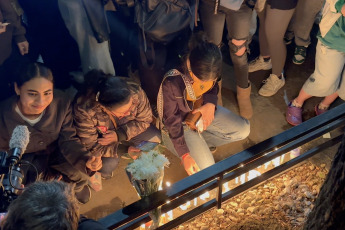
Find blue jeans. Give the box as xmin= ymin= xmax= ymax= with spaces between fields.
xmin=163 ymin=106 xmax=250 ymax=170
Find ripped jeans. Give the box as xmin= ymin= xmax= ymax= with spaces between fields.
xmin=200 ymin=0 xmax=253 ymax=88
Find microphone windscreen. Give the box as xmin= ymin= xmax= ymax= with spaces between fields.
xmin=9 ymin=125 xmax=30 ymax=153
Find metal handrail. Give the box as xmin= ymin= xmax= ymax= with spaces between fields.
xmin=99 ymin=103 xmax=345 ymax=229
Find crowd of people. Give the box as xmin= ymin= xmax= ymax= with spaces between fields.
xmin=0 ymin=0 xmax=344 ymax=228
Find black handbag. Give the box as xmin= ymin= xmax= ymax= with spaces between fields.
xmin=135 ymin=0 xmax=192 ymax=44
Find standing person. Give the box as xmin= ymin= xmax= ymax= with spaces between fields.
xmin=0 ymin=0 xmax=29 ymax=100
xmin=158 ymin=35 xmax=250 ymax=175
xmin=18 ymin=0 xmax=81 ymax=90
xmin=286 ymin=0 xmax=345 ymax=126
xmin=0 ymin=0 xmax=28 ymax=65
xmin=0 ymin=62 xmax=101 ymax=204
xmin=290 ymin=0 xmax=325 ymax=65
xmin=249 ymin=0 xmax=298 ymax=97
xmin=73 ymin=70 xmax=161 ymax=179
xmin=58 ymin=0 xmax=115 ymax=76
xmin=199 ymin=0 xmax=255 ymax=119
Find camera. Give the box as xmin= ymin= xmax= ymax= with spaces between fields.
xmin=0 ymin=150 xmax=24 ymax=212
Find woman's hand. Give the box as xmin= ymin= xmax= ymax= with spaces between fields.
xmin=17 ymin=41 xmax=29 ymax=55
xmin=86 ymin=155 xmax=102 ymax=171
xmin=342 ymin=4 xmax=345 ymax=16
xmin=98 ymin=130 xmax=118 ymax=146
xmin=0 ymin=22 xmax=8 ymax=34
xmin=128 ymin=146 xmax=141 ymax=160
xmin=181 ymin=153 xmax=200 ymax=175
xmin=192 ymin=103 xmax=215 ymax=131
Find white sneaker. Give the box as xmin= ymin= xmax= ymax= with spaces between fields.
xmin=258 ymin=74 xmax=285 ymax=97
xmin=248 ymin=56 xmax=272 ymax=73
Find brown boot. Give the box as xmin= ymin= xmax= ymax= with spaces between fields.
xmin=237 ymin=84 xmax=253 ymax=119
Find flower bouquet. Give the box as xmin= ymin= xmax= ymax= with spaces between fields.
xmin=126 ymin=150 xmax=170 ymax=229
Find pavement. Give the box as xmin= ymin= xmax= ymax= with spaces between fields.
xmin=79 ymin=27 xmax=344 ymax=220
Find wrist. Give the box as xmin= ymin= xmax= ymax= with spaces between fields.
xmin=181 ymin=153 xmax=190 ymax=161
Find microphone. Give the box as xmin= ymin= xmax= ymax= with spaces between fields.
xmin=8 ymin=126 xmax=30 ymax=166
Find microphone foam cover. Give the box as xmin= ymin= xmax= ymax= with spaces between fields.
xmin=9 ymin=125 xmax=30 ymax=153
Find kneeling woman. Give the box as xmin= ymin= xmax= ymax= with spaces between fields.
xmin=0 ymin=62 xmax=100 ymax=204
xmin=73 ymin=70 xmax=161 ymax=179
xmin=158 ymin=36 xmax=250 ymax=175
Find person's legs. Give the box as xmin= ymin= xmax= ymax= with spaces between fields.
xmin=226 ymin=3 xmax=253 ymax=89
xmin=58 ymin=0 xmax=115 ymax=75
xmin=128 ymin=124 xmax=162 ymax=146
xmin=225 ymin=4 xmax=254 ymax=118
xmin=162 ymin=127 xmax=215 ymax=170
xmin=256 ymin=1 xmax=270 ymax=57
xmin=259 ymin=4 xmax=294 ymax=97
xmin=249 ymin=1 xmax=273 ymax=73
xmin=302 ymin=41 xmax=345 ymax=97
xmin=98 ymin=157 xmax=119 ymax=179
xmin=199 ymin=0 xmax=226 ymax=46
xmin=202 ymin=106 xmax=250 ymax=147
xmin=287 ymin=41 xmax=345 ymax=125
xmin=292 ymin=0 xmax=325 ymax=64
xmin=294 ymin=0 xmax=325 ymax=47
xmin=265 ymin=5 xmax=295 ymax=76
xmin=50 ymin=159 xmax=90 ymax=203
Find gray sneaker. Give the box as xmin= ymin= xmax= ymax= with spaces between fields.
xmin=248 ymin=56 xmax=272 ymax=73
xmin=259 ymin=74 xmax=285 ymax=97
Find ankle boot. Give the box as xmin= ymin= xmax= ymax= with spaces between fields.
xmin=237 ymin=84 xmax=253 ymax=119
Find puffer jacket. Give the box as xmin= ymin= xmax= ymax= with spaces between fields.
xmin=73 ymin=80 xmax=153 ymax=157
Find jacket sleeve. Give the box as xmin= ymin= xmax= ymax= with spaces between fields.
xmin=202 ymin=81 xmax=219 ymax=106
xmin=10 ymin=0 xmax=26 ymax=43
xmin=162 ymin=79 xmax=190 ymax=157
xmin=73 ymin=102 xmax=117 ymax=157
xmin=58 ymin=102 xmax=91 ymax=173
xmin=117 ymin=89 xmax=153 ymax=141
xmin=335 ymin=0 xmax=345 ymax=12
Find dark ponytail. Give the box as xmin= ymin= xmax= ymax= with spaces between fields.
xmin=184 ymin=32 xmax=222 ymax=81
xmin=80 ymin=69 xmax=131 ymax=109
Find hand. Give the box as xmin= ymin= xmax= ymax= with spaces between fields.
xmin=342 ymin=4 xmax=345 ymax=16
xmin=0 ymin=23 xmax=8 ymax=34
xmin=98 ymin=130 xmax=118 ymax=146
xmin=86 ymin=155 xmax=102 ymax=171
xmin=17 ymin=41 xmax=29 ymax=55
xmin=192 ymin=103 xmax=215 ymax=131
xmin=181 ymin=153 xmax=200 ymax=175
xmin=128 ymin=146 xmax=141 ymax=160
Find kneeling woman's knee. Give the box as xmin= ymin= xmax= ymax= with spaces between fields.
xmin=237 ymin=119 xmax=250 ymax=140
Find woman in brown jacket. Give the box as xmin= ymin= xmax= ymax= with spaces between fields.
xmin=73 ymin=70 xmax=161 ymax=179
xmin=0 ymin=62 xmax=101 ymax=204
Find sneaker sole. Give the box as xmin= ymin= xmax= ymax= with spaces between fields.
xmin=248 ymin=67 xmax=272 ymax=73
xmin=292 ymin=59 xmax=305 ymax=65
xmin=286 ymin=118 xmax=301 ymax=126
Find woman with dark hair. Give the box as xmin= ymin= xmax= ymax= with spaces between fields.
xmin=0 ymin=62 xmax=100 ymax=204
xmin=73 ymin=70 xmax=161 ymax=179
xmin=158 ymin=35 xmax=250 ymax=175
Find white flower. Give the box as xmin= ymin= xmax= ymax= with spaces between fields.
xmin=126 ymin=150 xmax=170 ymax=180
